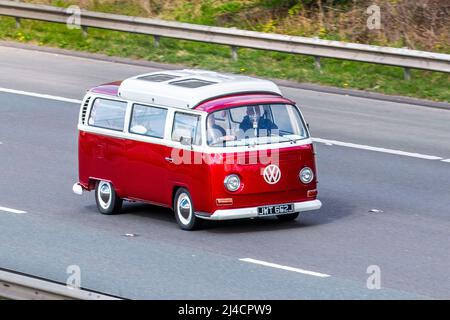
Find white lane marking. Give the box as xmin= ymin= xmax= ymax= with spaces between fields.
xmin=0 ymin=87 xmax=82 ymax=104
xmin=1 ymin=87 xmax=448 ymax=163
xmin=0 ymin=206 xmax=27 ymax=214
xmin=240 ymin=258 xmax=330 ymax=278
xmin=313 ymin=138 xmax=444 ymax=161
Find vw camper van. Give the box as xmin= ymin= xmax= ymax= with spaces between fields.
xmin=73 ymin=70 xmax=321 ymax=230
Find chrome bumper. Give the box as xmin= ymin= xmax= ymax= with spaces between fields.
xmin=196 ymin=199 xmax=322 ymax=221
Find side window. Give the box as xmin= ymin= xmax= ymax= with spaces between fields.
xmin=129 ymin=104 xmax=168 ymax=139
xmin=172 ymin=113 xmax=202 ymax=146
xmin=88 ymin=98 xmax=127 ymax=131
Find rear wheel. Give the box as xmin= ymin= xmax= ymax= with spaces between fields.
xmin=276 ymin=212 xmax=299 ymax=221
xmin=174 ymin=188 xmax=202 ymax=231
xmin=95 ymin=180 xmax=122 ymax=215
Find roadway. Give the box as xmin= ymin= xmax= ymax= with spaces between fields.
xmin=0 ymin=45 xmax=449 ymax=299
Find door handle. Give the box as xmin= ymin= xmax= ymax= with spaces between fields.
xmin=165 ymin=157 xmax=174 ymax=163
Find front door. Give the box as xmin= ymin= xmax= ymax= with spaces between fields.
xmin=165 ymin=112 xmax=206 ymax=209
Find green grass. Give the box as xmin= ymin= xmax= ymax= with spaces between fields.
xmin=1 ymin=16 xmax=448 ymax=102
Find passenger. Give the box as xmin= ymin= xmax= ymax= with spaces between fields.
xmin=207 ymin=115 xmax=236 ymax=145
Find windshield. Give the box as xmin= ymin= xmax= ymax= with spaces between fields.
xmin=207 ymin=104 xmax=309 ymax=147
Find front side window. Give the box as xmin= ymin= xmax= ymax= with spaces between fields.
xmin=172 ymin=113 xmax=201 ymax=146
xmin=207 ymin=104 xmax=308 ymax=147
xmin=88 ymin=98 xmax=127 ymax=131
xmin=129 ymin=104 xmax=167 ymax=139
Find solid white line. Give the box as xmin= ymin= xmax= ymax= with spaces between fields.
xmin=0 ymin=87 xmax=82 ymax=104
xmin=1 ymin=87 xmax=448 ymax=163
xmin=240 ymin=258 xmax=330 ymax=278
xmin=312 ymin=138 xmax=443 ymax=161
xmin=0 ymin=206 xmax=27 ymax=214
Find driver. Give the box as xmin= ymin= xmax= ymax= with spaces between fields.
xmin=239 ymin=106 xmax=277 ymax=133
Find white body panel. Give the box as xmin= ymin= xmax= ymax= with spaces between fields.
xmin=118 ymin=69 xmax=282 ymax=109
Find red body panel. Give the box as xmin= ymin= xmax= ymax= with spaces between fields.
xmin=201 ymin=144 xmax=317 ymax=213
xmin=166 ymin=148 xmax=213 ymax=212
xmin=78 ymin=131 xmax=126 ymax=195
xmin=79 ymin=133 xmax=213 ymax=212
xmin=122 ymin=139 xmax=171 ymax=206
xmin=194 ymin=94 xmax=294 ymax=113
xmin=89 ymin=81 xmax=122 ymax=96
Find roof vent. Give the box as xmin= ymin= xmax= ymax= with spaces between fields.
xmin=138 ymin=74 xmax=180 ymax=82
xmin=169 ymin=78 xmax=217 ymax=88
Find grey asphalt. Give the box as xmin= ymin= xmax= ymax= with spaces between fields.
xmin=0 ymin=46 xmax=449 ymax=299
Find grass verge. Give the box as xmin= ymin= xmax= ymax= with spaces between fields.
xmin=0 ymin=16 xmax=448 ymax=102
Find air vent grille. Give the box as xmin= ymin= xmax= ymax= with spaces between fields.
xmin=80 ymin=97 xmax=91 ymax=125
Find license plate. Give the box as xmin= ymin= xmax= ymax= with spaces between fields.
xmin=258 ymin=204 xmax=294 ymax=216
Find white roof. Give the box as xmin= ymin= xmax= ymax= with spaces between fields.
xmin=117 ymin=69 xmax=282 ymax=109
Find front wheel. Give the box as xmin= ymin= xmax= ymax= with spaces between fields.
xmin=95 ymin=180 xmax=122 ymax=215
xmin=276 ymin=212 xmax=299 ymax=221
xmin=174 ymin=188 xmax=202 ymax=231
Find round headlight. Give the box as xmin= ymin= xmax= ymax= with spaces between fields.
xmin=224 ymin=174 xmax=241 ymax=192
xmin=299 ymin=167 xmax=314 ymax=184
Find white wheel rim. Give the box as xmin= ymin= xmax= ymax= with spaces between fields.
xmin=177 ymin=193 xmax=192 ymax=226
xmin=98 ymin=181 xmax=112 ymax=210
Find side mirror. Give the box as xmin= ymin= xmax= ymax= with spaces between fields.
xmin=180 ymin=136 xmax=193 ymax=146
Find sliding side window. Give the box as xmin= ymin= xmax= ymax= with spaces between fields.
xmin=88 ymin=98 xmax=127 ymax=131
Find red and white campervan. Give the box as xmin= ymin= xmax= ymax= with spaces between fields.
xmin=73 ymin=70 xmax=321 ymax=230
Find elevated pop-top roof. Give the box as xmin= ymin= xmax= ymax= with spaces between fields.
xmin=117 ymin=69 xmax=282 ymax=109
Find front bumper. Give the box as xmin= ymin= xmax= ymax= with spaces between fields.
xmin=196 ymin=199 xmax=322 ymax=221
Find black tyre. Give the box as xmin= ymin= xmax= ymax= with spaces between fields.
xmin=173 ymin=188 xmax=202 ymax=231
xmin=276 ymin=212 xmax=300 ymax=221
xmin=95 ymin=180 xmax=123 ymax=215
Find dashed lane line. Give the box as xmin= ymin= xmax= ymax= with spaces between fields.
xmin=313 ymin=138 xmax=445 ymax=161
xmin=240 ymin=258 xmax=331 ymax=278
xmin=0 ymin=87 xmax=82 ymax=104
xmin=0 ymin=206 xmax=27 ymax=214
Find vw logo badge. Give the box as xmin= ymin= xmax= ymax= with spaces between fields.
xmin=263 ymin=164 xmax=281 ymax=184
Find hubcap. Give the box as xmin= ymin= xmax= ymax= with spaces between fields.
xmin=177 ymin=193 xmax=192 ymax=225
xmin=98 ymin=181 xmax=112 ymax=209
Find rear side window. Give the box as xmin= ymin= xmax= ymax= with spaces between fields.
xmin=172 ymin=113 xmax=201 ymax=145
xmin=129 ymin=104 xmax=168 ymax=139
xmin=88 ymin=98 xmax=127 ymax=131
